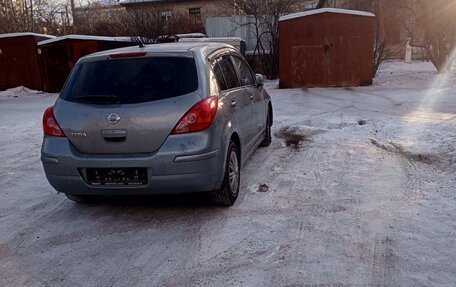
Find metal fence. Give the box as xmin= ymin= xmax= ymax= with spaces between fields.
xmin=205 ymin=15 xmax=264 ymax=53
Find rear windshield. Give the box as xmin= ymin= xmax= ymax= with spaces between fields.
xmin=60 ymin=56 xmax=198 ymax=104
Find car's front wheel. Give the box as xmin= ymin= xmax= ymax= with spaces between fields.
xmin=210 ymin=141 xmax=240 ymax=206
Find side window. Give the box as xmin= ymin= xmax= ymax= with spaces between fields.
xmin=232 ymin=56 xmax=255 ymax=86
xmin=218 ymin=55 xmax=240 ymax=90
xmin=212 ymin=60 xmax=227 ymax=91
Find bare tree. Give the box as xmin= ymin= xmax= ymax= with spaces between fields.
xmin=337 ymin=0 xmax=456 ymax=73
xmin=117 ymin=3 xmax=195 ymax=42
xmin=68 ymin=0 xmax=204 ymax=41
xmin=34 ymin=0 xmax=69 ymax=35
xmin=0 ymin=0 xmax=69 ymax=34
xmin=73 ymin=0 xmax=123 ymax=36
xmin=228 ymin=0 xmax=298 ymax=79
xmin=0 ymin=1 xmax=29 ymax=33
xmin=397 ymin=0 xmax=456 ymax=73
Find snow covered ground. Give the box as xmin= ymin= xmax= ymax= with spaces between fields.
xmin=0 ymin=61 xmax=455 ymax=286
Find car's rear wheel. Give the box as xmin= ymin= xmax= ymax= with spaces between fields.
xmin=210 ymin=141 xmax=240 ymax=206
xmin=260 ymin=110 xmax=272 ymax=147
xmin=65 ymin=194 xmax=100 ymax=203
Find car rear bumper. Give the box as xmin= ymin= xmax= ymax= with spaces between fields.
xmin=41 ymin=134 xmax=225 ymax=195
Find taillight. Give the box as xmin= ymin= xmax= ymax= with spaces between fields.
xmin=43 ymin=106 xmax=65 ymax=137
xmin=171 ymin=97 xmax=218 ymax=134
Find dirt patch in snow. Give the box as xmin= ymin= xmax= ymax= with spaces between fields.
xmin=258 ymin=184 xmax=269 ymax=193
xmin=275 ymin=127 xmax=310 ymax=148
xmin=370 ymin=139 xmax=440 ymax=165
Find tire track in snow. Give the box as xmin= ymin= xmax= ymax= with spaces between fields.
xmin=371 ymin=234 xmax=396 ymax=286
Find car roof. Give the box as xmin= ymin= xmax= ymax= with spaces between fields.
xmin=81 ymin=42 xmax=236 ymax=61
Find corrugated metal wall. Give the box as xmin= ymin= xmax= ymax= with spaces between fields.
xmin=0 ymin=35 xmax=48 ymax=91
xmin=205 ymin=16 xmax=265 ymax=53
xmin=279 ymin=12 xmax=376 ymax=88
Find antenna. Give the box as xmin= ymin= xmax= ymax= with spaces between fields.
xmin=132 ymin=36 xmax=145 ymax=48
xmin=138 ymin=37 xmax=145 ymax=48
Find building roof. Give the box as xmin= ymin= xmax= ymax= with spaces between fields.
xmin=37 ymin=35 xmax=135 ymax=46
xmin=0 ymin=32 xmax=55 ymax=40
xmin=279 ymin=8 xmax=375 ymax=22
xmin=75 ymin=0 xmax=120 ymax=9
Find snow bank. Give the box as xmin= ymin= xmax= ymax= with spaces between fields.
xmin=0 ymin=86 xmax=43 ymax=100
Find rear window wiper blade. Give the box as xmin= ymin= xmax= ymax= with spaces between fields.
xmin=73 ymin=95 xmax=121 ymax=104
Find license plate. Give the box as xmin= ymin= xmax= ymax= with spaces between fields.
xmin=85 ymin=168 xmax=148 ymax=186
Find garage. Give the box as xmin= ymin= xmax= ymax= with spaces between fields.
xmin=279 ymin=8 xmax=376 ymax=88
xmin=0 ymin=33 xmax=54 ymax=91
xmin=38 ymin=35 xmax=137 ymax=92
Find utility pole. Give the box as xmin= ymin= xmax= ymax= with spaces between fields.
xmin=65 ymin=5 xmax=71 ymax=33
xmin=69 ymin=0 xmax=76 ymax=33
xmin=30 ymin=0 xmax=33 ymax=31
xmin=60 ymin=10 xmax=66 ymax=34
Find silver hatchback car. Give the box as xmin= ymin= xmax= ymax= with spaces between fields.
xmin=41 ymin=42 xmax=272 ymax=206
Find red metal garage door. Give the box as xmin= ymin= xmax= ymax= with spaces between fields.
xmin=4 ymin=44 xmax=32 ymax=88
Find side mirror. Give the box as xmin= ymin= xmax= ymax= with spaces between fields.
xmin=255 ymin=74 xmax=264 ymax=86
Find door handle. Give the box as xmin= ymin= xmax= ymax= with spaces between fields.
xmin=250 ymin=95 xmax=254 ymax=100
xmin=231 ymin=101 xmax=236 ymax=107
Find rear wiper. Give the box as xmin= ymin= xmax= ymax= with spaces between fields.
xmin=74 ymin=95 xmax=121 ymax=104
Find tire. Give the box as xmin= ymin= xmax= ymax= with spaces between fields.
xmin=65 ymin=194 xmax=100 ymax=203
xmin=260 ymin=110 xmax=272 ymax=147
xmin=210 ymin=141 xmax=240 ymax=206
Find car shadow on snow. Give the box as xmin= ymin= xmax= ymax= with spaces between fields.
xmin=55 ymin=193 xmax=226 ymax=230
xmin=83 ymin=193 xmax=216 ymax=208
